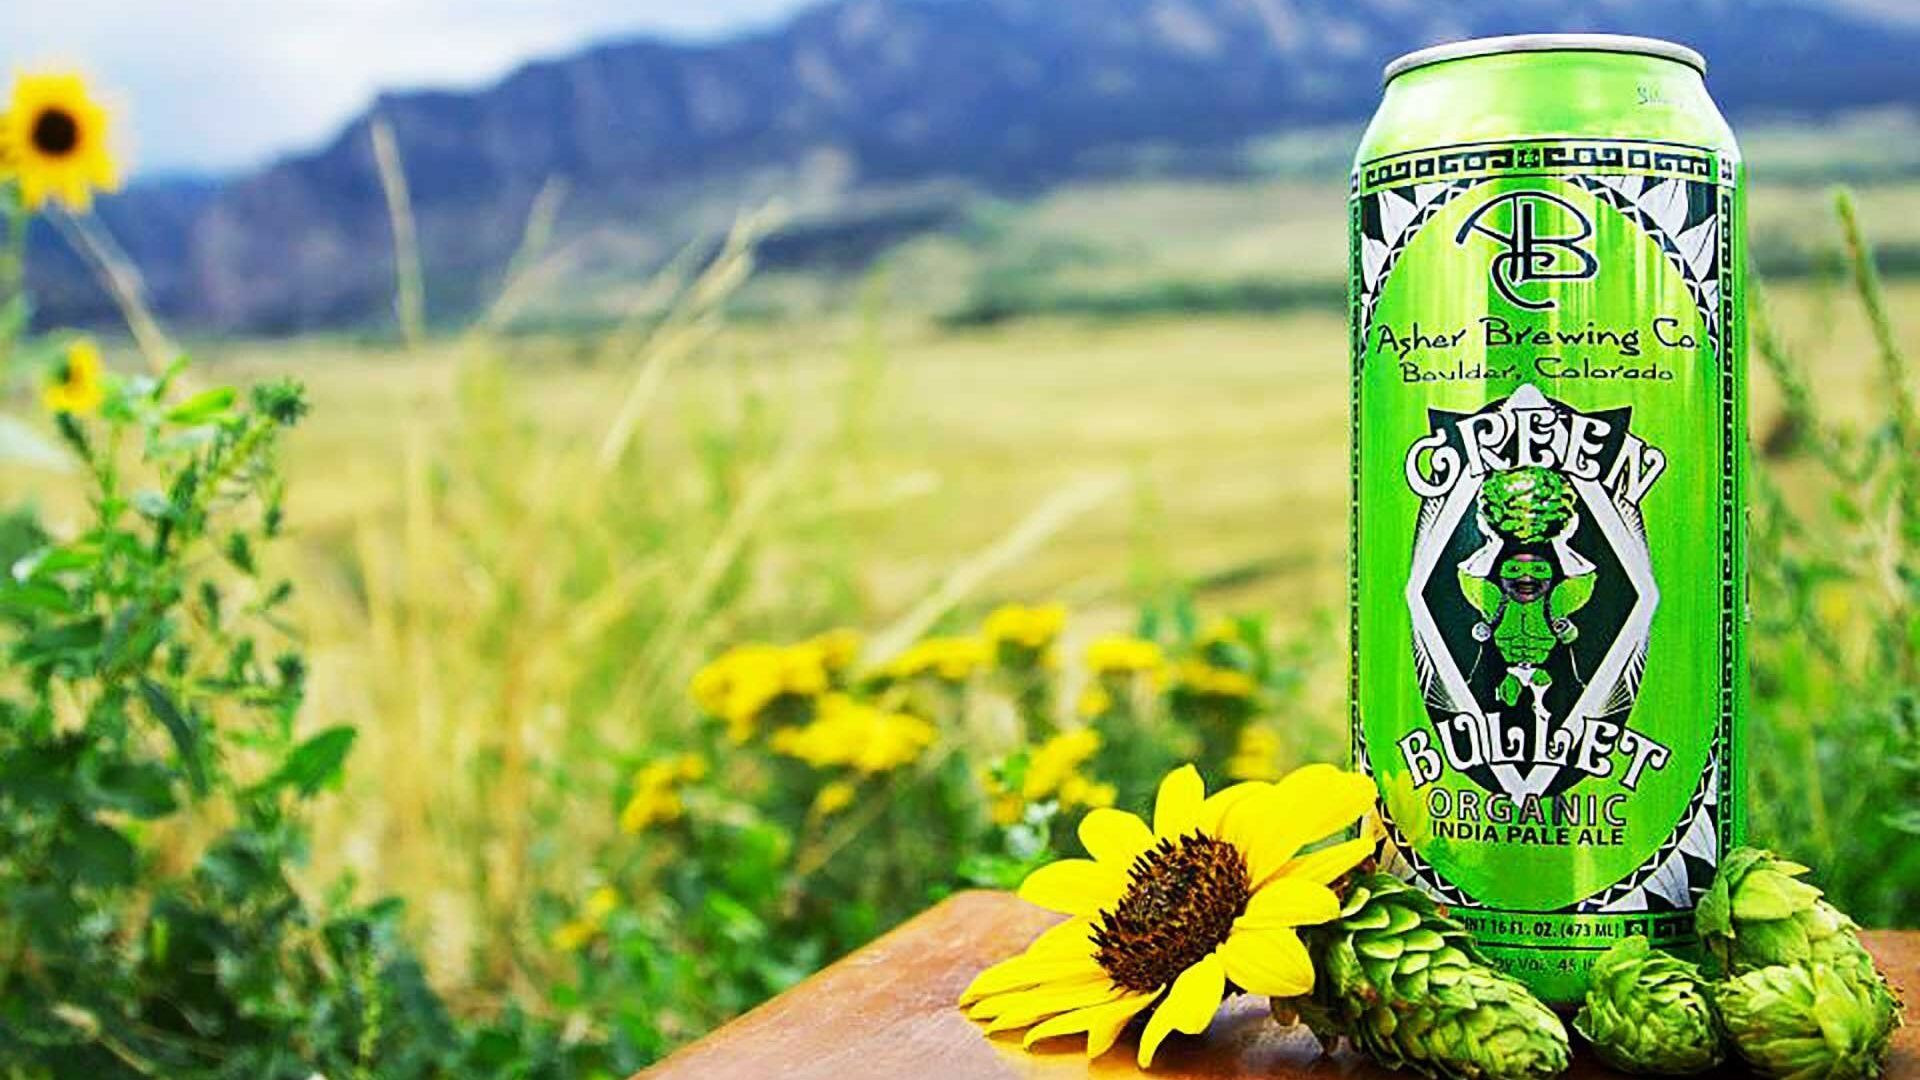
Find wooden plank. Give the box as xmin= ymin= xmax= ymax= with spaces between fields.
xmin=644 ymin=890 xmax=1919 ymax=1079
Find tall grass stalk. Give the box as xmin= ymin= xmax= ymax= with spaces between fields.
xmin=371 ymin=117 xmax=427 ymax=347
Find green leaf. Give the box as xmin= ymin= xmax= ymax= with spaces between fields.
xmin=264 ymin=726 xmax=358 ymax=797
xmin=140 ymin=678 xmax=208 ymax=795
xmin=60 ymin=820 xmax=138 ymax=887
xmin=12 ymin=616 xmax=102 ymax=666
xmin=164 ymin=387 xmax=237 ymax=425
xmin=198 ymin=829 xmax=281 ymax=896
xmin=17 ymin=543 xmax=99 ymax=577
xmin=1733 ymin=872 xmax=1820 ymax=920
xmin=90 ymin=761 xmax=179 ymax=819
xmin=0 ymin=578 xmax=69 ymax=618
xmin=1742 ymin=917 xmax=1811 ymax=964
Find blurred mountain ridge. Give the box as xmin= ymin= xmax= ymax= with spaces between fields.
xmin=36 ymin=0 xmax=1920 ymax=331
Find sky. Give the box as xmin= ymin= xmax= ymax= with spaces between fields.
xmin=0 ymin=0 xmax=818 ymax=177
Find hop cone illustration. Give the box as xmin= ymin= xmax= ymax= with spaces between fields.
xmin=1572 ymin=936 xmax=1724 ymax=1075
xmin=1271 ymin=873 xmax=1569 ymax=1080
xmin=1696 ymin=846 xmax=1877 ymax=980
xmin=1716 ymin=962 xmax=1902 ymax=1080
xmin=1479 ymin=466 xmax=1577 ymax=543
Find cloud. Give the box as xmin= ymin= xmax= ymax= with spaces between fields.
xmin=0 ymin=0 xmax=815 ymax=176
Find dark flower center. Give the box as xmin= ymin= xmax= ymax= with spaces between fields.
xmin=32 ymin=109 xmax=80 ymax=157
xmin=1092 ymin=831 xmax=1250 ymax=993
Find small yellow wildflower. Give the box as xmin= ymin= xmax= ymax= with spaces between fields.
xmin=983 ymin=603 xmax=1067 ymax=668
xmin=44 ymin=339 xmax=106 ymax=416
xmin=1075 ymin=684 xmax=1113 ymax=719
xmin=771 ymin=694 xmax=936 ymax=774
xmin=1058 ymin=772 xmax=1117 ymax=810
xmin=581 ymin=885 xmax=620 ymax=922
xmin=884 ymin=636 xmax=989 ymax=683
xmin=982 ymin=768 xmax=1028 ymax=825
xmin=990 ymin=790 xmax=1026 ymax=826
xmin=1085 ymin=635 xmax=1163 ymax=677
xmin=551 ymin=885 xmax=621 ymax=952
xmin=691 ymin=642 xmax=833 ymax=742
xmin=1172 ymin=658 xmax=1258 ymax=700
xmin=1226 ymin=725 xmax=1283 ymax=781
xmin=551 ymin=919 xmax=597 ymax=953
xmin=619 ymin=757 xmax=699 ymax=834
xmin=1022 ymin=728 xmax=1102 ymax=801
xmin=811 ymin=779 xmax=857 ymax=819
xmin=2 ymin=73 xmax=121 ymax=212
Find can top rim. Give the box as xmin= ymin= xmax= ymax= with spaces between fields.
xmin=1383 ymin=34 xmax=1707 ymax=85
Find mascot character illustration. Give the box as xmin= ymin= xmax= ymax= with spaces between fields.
xmin=1457 ymin=466 xmax=1596 ymax=719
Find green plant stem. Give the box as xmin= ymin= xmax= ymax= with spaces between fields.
xmin=1836 ymin=188 xmax=1920 ymax=681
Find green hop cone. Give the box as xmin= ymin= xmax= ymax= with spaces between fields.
xmin=1716 ymin=962 xmax=1902 ymax=1080
xmin=1572 ymin=936 xmax=1724 ymax=1075
xmin=1479 ymin=466 xmax=1577 ymax=543
xmin=1696 ymin=846 xmax=1877 ymax=981
xmin=1271 ymin=873 xmax=1569 ymax=1080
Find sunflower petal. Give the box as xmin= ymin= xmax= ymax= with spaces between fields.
xmin=1267 ymin=765 xmax=1378 ymax=846
xmin=970 ymin=971 xmax=1106 ymax=1021
xmin=1021 ymin=992 xmax=1155 ymax=1057
xmin=1216 ymin=785 xmax=1296 ymax=880
xmin=1274 ymin=835 xmax=1376 ymax=886
xmin=1198 ymin=781 xmax=1270 ymax=835
xmin=980 ymin=976 xmax=1119 ymax=1032
xmin=1152 ymin=764 xmax=1206 ymax=839
xmin=1225 ymin=767 xmax=1378 ymax=887
xmin=1240 ymin=878 xmax=1340 ymax=927
xmin=1217 ymin=925 xmax=1314 ymax=998
xmin=1018 ymin=859 xmax=1126 ymax=915
xmin=1136 ymin=953 xmax=1224 ymax=1067
xmin=1024 ymin=916 xmax=1098 ymax=957
xmin=959 ymin=948 xmax=1102 ymax=1005
xmin=1078 ymin=808 xmax=1154 ymax=869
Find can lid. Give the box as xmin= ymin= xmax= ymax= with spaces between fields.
xmin=1383 ymin=33 xmax=1706 ymax=85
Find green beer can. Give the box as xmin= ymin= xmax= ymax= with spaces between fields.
xmin=1350 ymin=34 xmax=1745 ymax=1002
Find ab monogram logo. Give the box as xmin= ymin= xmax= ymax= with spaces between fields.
xmin=1454 ymin=191 xmax=1600 ymax=311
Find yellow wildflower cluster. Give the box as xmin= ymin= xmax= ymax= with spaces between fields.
xmin=44 ymin=339 xmax=106 ymax=417
xmin=982 ymin=603 xmax=1066 ymax=667
xmin=1170 ymin=657 xmax=1257 ymax=700
xmin=1022 ymin=728 xmax=1100 ymax=799
xmin=691 ymin=630 xmax=859 ymax=742
xmin=2 ymin=73 xmax=121 ymax=212
xmin=770 ymin=694 xmax=936 ymax=775
xmin=1085 ymin=635 xmax=1164 ymax=677
xmin=988 ymin=728 xmax=1115 ymax=825
xmin=550 ymin=885 xmax=621 ymax=953
xmin=618 ymin=753 xmax=708 ymax=834
xmin=881 ymin=636 xmax=989 ymax=684
xmin=1226 ymin=725 xmax=1283 ymax=781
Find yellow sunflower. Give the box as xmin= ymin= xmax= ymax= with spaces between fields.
xmin=3 ymin=73 xmax=120 ymax=212
xmin=960 ymin=763 xmax=1377 ymax=1067
xmin=44 ymin=339 xmax=106 ymax=415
